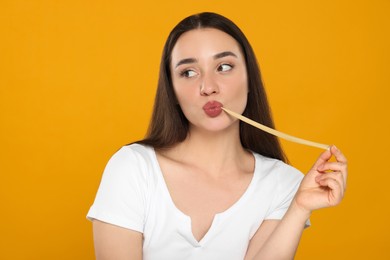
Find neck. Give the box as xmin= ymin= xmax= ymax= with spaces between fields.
xmin=163 ymin=124 xmax=253 ymax=177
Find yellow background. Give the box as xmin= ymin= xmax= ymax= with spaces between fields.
xmin=1 ymin=0 xmax=389 ymax=259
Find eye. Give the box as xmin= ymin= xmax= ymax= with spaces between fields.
xmin=180 ymin=69 xmax=198 ymax=78
xmin=218 ymin=63 xmax=233 ymax=72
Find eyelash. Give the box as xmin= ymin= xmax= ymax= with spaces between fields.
xmin=179 ymin=69 xmax=197 ymax=78
xmin=178 ymin=63 xmax=235 ymax=78
xmin=218 ymin=63 xmax=234 ymax=72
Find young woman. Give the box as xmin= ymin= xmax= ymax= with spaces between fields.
xmin=87 ymin=12 xmax=347 ymax=260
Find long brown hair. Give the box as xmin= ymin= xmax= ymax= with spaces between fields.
xmin=137 ymin=12 xmax=287 ymax=162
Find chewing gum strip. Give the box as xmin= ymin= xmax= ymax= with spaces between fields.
xmin=222 ymin=107 xmax=329 ymax=150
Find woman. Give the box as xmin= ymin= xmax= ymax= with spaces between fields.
xmin=87 ymin=12 xmax=347 ymax=259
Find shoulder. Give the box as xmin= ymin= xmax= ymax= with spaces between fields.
xmin=87 ymin=144 xmax=157 ymax=232
xmin=253 ymin=152 xmax=304 ymax=185
xmin=101 ymin=143 xmax=158 ymax=185
xmin=250 ymin=153 xmax=305 ymax=221
xmin=110 ymin=143 xmax=154 ymax=164
xmin=107 ymin=143 xmax=155 ymax=170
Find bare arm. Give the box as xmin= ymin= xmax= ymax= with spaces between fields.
xmin=245 ymin=220 xmax=280 ymax=259
xmin=245 ymin=202 xmax=308 ymax=260
xmin=93 ymin=220 xmax=143 ymax=260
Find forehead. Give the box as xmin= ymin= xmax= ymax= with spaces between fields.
xmin=171 ymin=28 xmax=243 ymax=61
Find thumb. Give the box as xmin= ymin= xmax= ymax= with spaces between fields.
xmin=310 ymin=146 xmax=333 ymax=172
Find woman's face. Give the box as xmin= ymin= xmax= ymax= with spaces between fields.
xmin=170 ymin=28 xmax=248 ymax=133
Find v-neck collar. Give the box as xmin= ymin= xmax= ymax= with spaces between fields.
xmin=148 ymin=146 xmax=260 ymax=246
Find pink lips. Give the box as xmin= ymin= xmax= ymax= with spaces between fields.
xmin=203 ymin=101 xmax=223 ymax=117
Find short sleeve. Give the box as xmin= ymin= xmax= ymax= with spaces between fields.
xmin=265 ymin=162 xmax=310 ymax=227
xmin=87 ymin=146 xmax=150 ymax=233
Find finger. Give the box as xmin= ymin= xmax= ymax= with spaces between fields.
xmin=331 ymin=145 xmax=348 ymax=164
xmin=317 ymin=161 xmax=347 ymax=186
xmin=311 ymin=148 xmax=332 ymax=170
xmin=329 ymin=145 xmax=348 ymax=186
xmin=317 ymin=161 xmax=347 ymax=173
xmin=317 ymin=177 xmax=344 ymax=206
xmin=316 ymin=171 xmax=346 ymax=189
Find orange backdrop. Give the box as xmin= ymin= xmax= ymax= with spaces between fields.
xmin=1 ymin=0 xmax=389 ymax=259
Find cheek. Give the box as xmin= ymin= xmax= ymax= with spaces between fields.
xmin=173 ymin=85 xmax=190 ymax=105
xmin=172 ymin=76 xmax=201 ymax=103
xmin=228 ymin=74 xmax=248 ymax=111
xmin=172 ymin=84 xmax=198 ymax=114
xmin=230 ymin=73 xmax=248 ymax=97
xmin=172 ymin=78 xmax=185 ymax=103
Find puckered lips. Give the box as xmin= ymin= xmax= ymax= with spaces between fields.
xmin=202 ymin=101 xmax=223 ymax=117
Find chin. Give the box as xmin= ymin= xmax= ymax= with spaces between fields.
xmin=194 ymin=118 xmax=237 ymax=133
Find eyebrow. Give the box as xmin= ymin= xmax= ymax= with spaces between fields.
xmin=213 ymin=51 xmax=237 ymax=60
xmin=175 ymin=58 xmax=197 ymax=68
xmin=174 ymin=51 xmax=238 ymax=68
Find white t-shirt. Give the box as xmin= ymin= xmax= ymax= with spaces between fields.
xmin=87 ymin=144 xmax=307 ymax=260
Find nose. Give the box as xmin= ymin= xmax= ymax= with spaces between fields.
xmin=200 ymin=74 xmax=219 ymax=96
